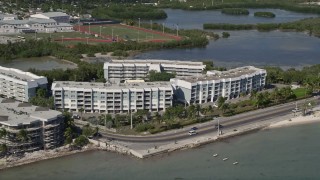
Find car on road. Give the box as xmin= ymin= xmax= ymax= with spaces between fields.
xmin=191 ymin=127 xmax=198 ymax=131
xmin=215 ymin=124 xmax=224 ymax=129
xmin=188 ymin=130 xmax=197 ymax=135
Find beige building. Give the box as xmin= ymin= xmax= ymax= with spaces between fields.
xmin=0 ymin=98 xmax=64 ymax=154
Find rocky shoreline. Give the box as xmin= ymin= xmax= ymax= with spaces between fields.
xmin=1 ymin=114 xmax=319 ymax=170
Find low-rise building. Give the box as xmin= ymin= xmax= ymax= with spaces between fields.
xmin=30 ymin=12 xmax=70 ymax=23
xmin=0 ymin=13 xmax=17 ymax=21
xmin=51 ymin=81 xmax=174 ymax=114
xmin=0 ymin=19 xmax=73 ymax=34
xmin=0 ymin=98 xmax=64 ymax=153
xmin=170 ymin=66 xmax=267 ymax=104
xmin=104 ymin=59 xmax=205 ymax=83
xmin=0 ymin=66 xmax=48 ymax=102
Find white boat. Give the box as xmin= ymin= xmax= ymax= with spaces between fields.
xmin=223 ymin=158 xmax=228 ymax=161
xmin=213 ymin=154 xmax=218 ymax=157
xmin=233 ymin=162 xmax=239 ymax=165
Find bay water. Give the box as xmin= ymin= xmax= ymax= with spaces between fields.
xmin=1 ymin=123 xmax=319 ymax=180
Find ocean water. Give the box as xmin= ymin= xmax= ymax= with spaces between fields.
xmin=1 ymin=123 xmax=320 ymax=180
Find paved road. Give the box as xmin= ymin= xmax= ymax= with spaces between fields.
xmin=99 ymin=97 xmax=320 ymax=143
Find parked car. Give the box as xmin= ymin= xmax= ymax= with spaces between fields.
xmin=72 ymin=114 xmax=80 ymax=119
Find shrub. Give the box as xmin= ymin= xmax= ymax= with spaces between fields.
xmin=135 ymin=123 xmax=155 ymax=132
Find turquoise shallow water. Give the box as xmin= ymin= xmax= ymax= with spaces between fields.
xmin=1 ymin=123 xmax=320 ymax=180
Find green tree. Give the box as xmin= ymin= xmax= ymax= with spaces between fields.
xmin=82 ymin=124 xmax=94 ymax=137
xmin=74 ymin=135 xmax=89 ymax=147
xmin=79 ymin=108 xmax=84 ymax=120
xmin=17 ymin=129 xmax=29 ymax=142
xmin=217 ymin=96 xmax=226 ymax=108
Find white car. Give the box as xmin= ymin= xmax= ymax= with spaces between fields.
xmin=188 ymin=130 xmax=197 ymax=135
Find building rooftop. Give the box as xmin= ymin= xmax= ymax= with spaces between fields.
xmin=0 ymin=66 xmax=47 ymax=83
xmin=0 ymin=98 xmax=62 ymax=127
xmin=52 ymin=81 xmax=173 ymax=90
xmin=105 ymin=59 xmax=205 ymax=67
xmin=174 ymin=66 xmax=266 ymax=83
xmin=0 ymin=18 xmax=56 ymax=25
xmin=34 ymin=12 xmax=69 ymax=18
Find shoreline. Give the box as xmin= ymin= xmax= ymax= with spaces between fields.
xmin=1 ymin=114 xmax=319 ymax=170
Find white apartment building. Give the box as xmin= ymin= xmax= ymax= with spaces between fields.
xmin=0 ymin=66 xmax=48 ymax=102
xmin=104 ymin=59 xmax=206 ymax=83
xmin=51 ymin=81 xmax=174 ymax=114
xmin=0 ymin=19 xmax=73 ymax=34
xmin=0 ymin=98 xmax=64 ymax=153
xmin=170 ymin=66 xmax=267 ymax=105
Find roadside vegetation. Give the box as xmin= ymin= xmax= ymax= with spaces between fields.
xmin=92 ymin=4 xmax=167 ymax=20
xmin=203 ymin=17 xmax=320 ymax=36
xmin=159 ymin=0 xmax=320 ymax=15
xmin=254 ymin=11 xmax=276 ymax=18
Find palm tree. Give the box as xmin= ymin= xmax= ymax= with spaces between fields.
xmin=79 ymin=108 xmax=84 ymax=120
xmin=196 ymin=104 xmax=201 ymax=117
xmin=220 ymin=103 xmax=230 ymax=114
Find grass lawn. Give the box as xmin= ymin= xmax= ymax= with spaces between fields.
xmin=293 ymin=88 xmax=308 ymax=98
xmin=90 ymin=24 xmax=175 ymax=42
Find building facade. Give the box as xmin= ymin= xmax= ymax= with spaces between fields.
xmin=51 ymin=81 xmax=174 ymax=114
xmin=170 ymin=66 xmax=267 ymax=104
xmin=0 ymin=66 xmax=48 ymax=102
xmin=0 ymin=98 xmax=64 ymax=154
xmin=30 ymin=12 xmax=70 ymax=23
xmin=0 ymin=19 xmax=73 ymax=34
xmin=104 ymin=60 xmax=205 ymax=83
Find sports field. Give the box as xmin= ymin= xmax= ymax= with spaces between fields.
xmin=78 ymin=24 xmax=181 ymax=42
xmin=4 ymin=24 xmax=181 ymax=44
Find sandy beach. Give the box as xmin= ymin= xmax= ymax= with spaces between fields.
xmin=267 ymin=114 xmax=320 ymax=129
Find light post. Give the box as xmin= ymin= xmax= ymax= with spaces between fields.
xmin=99 ymin=26 xmax=102 ymax=37
xmin=130 ymin=109 xmax=133 ymax=129
xmin=217 ymin=118 xmax=220 ymax=136
xmin=61 ymin=35 xmax=64 ymax=44
xmin=88 ymin=22 xmax=91 ymax=34
xmin=176 ymin=24 xmax=179 ymax=36
xmin=138 ymin=18 xmax=140 ymax=28
xmin=112 ymin=28 xmax=114 ymax=40
xmin=78 ymin=19 xmax=81 ymax=32
xmin=162 ymin=23 xmax=165 ymax=34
